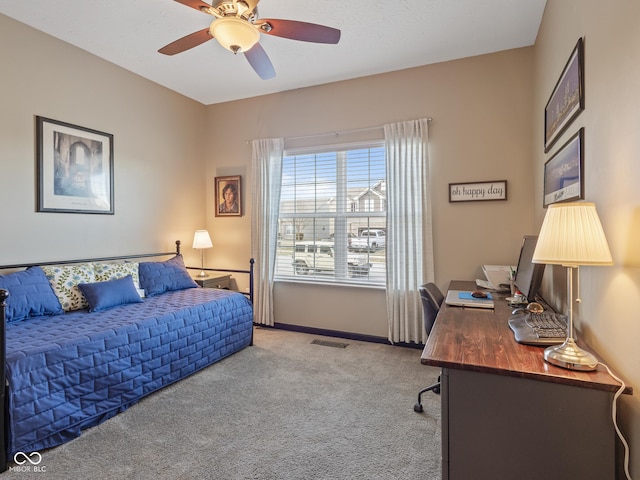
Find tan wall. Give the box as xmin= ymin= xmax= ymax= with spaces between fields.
xmin=534 ymin=0 xmax=640 ymax=474
xmin=205 ymin=48 xmax=535 ymax=336
xmin=0 ymin=14 xmax=536 ymax=338
xmin=0 ymin=14 xmax=207 ymax=266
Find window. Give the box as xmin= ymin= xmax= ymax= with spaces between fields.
xmin=275 ymin=143 xmax=386 ymax=285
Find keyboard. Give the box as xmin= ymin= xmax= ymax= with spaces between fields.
xmin=508 ymin=311 xmax=568 ymax=346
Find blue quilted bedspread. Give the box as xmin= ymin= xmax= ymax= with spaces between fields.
xmin=5 ymin=288 xmax=253 ymax=456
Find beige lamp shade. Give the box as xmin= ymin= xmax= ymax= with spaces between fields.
xmin=193 ymin=230 xmax=213 ymax=249
xmin=532 ymin=202 xmax=613 ymax=267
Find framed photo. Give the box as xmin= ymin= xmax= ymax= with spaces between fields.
xmin=543 ymin=128 xmax=584 ymax=207
xmin=215 ymin=175 xmax=242 ymax=217
xmin=449 ymin=180 xmax=507 ymax=203
xmin=37 ymin=116 xmax=114 ymax=214
xmin=544 ymin=38 xmax=585 ymax=153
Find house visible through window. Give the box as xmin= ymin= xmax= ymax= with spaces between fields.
xmin=275 ymin=142 xmax=386 ymax=285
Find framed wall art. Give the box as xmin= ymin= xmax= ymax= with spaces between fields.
xmin=37 ymin=116 xmax=114 ymax=214
xmin=544 ymin=37 xmax=585 ymax=153
xmin=543 ymin=128 xmax=584 ymax=207
xmin=449 ymin=180 xmax=507 ymax=203
xmin=215 ymin=175 xmax=242 ymax=217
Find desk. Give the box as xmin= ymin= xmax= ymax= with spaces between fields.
xmin=422 ymin=281 xmax=632 ymax=480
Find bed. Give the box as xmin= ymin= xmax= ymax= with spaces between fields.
xmin=0 ymin=241 xmax=254 ymax=470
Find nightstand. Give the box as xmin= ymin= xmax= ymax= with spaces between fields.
xmin=192 ymin=273 xmax=231 ymax=290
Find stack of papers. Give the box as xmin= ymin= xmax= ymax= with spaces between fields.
xmin=476 ymin=265 xmax=516 ymax=291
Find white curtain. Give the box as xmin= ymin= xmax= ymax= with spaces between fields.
xmin=250 ymin=138 xmax=284 ymax=326
xmin=384 ymin=118 xmax=434 ymax=344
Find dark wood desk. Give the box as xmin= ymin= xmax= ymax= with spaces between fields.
xmin=422 ymin=280 xmax=632 ymax=480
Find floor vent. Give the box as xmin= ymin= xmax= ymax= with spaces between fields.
xmin=311 ymin=339 xmax=349 ymax=348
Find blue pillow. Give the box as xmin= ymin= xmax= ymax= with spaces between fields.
xmin=78 ymin=275 xmax=144 ymax=312
xmin=138 ymin=255 xmax=198 ymax=297
xmin=0 ymin=266 xmax=64 ymax=322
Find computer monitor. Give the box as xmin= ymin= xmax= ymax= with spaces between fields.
xmin=514 ymin=235 xmax=545 ymax=303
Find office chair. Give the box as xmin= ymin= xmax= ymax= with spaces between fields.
xmin=414 ymin=282 xmax=444 ymax=413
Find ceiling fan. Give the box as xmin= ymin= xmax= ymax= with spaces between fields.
xmin=158 ymin=0 xmax=341 ymax=80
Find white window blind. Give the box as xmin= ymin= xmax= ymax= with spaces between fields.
xmin=275 ymin=142 xmax=386 ymax=285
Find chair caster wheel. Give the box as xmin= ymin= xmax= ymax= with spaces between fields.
xmin=414 ymin=403 xmax=424 ymax=413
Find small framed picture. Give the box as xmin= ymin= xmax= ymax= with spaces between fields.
xmin=37 ymin=116 xmax=114 ymax=214
xmin=543 ymin=128 xmax=584 ymax=207
xmin=215 ymin=175 xmax=242 ymax=217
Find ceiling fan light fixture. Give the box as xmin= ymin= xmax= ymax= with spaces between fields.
xmin=210 ymin=17 xmax=260 ymax=53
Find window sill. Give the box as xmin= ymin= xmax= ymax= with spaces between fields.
xmin=274 ymin=275 xmax=386 ymax=290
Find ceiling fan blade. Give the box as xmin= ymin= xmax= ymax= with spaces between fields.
xmin=158 ymin=28 xmax=213 ymax=55
xmin=244 ymin=43 xmax=275 ymax=80
xmin=174 ymin=0 xmax=212 ymax=13
xmin=259 ymin=19 xmax=340 ymax=44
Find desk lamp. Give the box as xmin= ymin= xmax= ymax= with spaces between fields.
xmin=192 ymin=230 xmax=213 ymax=278
xmin=532 ymin=202 xmax=613 ymax=371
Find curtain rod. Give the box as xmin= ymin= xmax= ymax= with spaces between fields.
xmin=247 ymin=117 xmax=432 ymax=144
xmin=285 ymin=117 xmax=432 ymax=142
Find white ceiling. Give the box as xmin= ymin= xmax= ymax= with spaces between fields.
xmin=0 ymin=0 xmax=546 ymax=105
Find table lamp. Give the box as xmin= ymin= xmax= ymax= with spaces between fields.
xmin=192 ymin=230 xmax=213 ymax=278
xmin=532 ymin=202 xmax=613 ymax=371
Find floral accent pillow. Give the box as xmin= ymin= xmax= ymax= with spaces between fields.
xmin=41 ymin=263 xmax=96 ymax=311
xmin=93 ymin=262 xmax=140 ymax=287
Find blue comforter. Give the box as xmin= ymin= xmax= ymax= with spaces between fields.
xmin=5 ymin=288 xmax=253 ymax=456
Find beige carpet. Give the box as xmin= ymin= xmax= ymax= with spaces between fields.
xmin=2 ymin=328 xmax=442 ymax=479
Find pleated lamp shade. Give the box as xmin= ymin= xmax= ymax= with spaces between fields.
xmin=532 ymin=202 xmax=613 ymax=267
